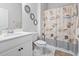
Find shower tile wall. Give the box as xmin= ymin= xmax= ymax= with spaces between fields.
xmin=41 ymin=4 xmax=78 ymax=54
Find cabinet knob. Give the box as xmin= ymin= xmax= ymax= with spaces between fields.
xmin=18 ymin=49 xmax=21 ymax=51
xmin=21 ymin=48 xmax=23 ymax=50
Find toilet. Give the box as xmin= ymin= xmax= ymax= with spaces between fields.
xmin=33 ymin=40 xmax=55 ymax=56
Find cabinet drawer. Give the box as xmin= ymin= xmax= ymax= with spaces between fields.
xmin=0 ymin=40 xmax=32 ymax=56
xmin=0 ymin=34 xmax=33 ymax=54
xmin=0 ymin=45 xmax=21 ymax=56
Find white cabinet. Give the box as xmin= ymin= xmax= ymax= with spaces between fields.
xmin=0 ymin=41 xmax=32 ymax=56
xmin=21 ymin=41 xmax=32 ymax=56
xmin=0 ymin=33 xmax=37 ymax=56
xmin=0 ymin=45 xmax=21 ymax=56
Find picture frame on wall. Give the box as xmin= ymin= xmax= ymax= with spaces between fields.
xmin=33 ymin=19 xmax=38 ymax=25
xmin=24 ymin=5 xmax=31 ymax=13
xmin=30 ymin=13 xmax=35 ymax=20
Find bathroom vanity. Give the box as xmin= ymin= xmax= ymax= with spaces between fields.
xmin=0 ymin=32 xmax=37 ymax=56
xmin=0 ymin=5 xmax=38 ymax=56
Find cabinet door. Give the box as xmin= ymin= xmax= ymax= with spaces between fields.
xmin=0 ymin=46 xmax=21 ymax=56
xmin=20 ymin=40 xmax=32 ymax=56
xmin=0 ymin=34 xmax=37 ymax=56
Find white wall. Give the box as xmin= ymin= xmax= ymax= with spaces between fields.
xmin=0 ymin=3 xmax=22 ymax=29
xmin=22 ymin=3 xmax=38 ymax=32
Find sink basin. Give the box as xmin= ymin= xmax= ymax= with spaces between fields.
xmin=0 ymin=31 xmax=35 ymax=42
xmin=0 ymin=32 xmax=24 ymax=37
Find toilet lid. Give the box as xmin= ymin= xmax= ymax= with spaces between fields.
xmin=34 ymin=40 xmax=47 ymax=45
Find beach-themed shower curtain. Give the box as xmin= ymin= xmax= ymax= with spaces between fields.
xmin=41 ymin=4 xmax=78 ymax=54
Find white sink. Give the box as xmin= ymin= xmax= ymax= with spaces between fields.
xmin=0 ymin=31 xmax=37 ymax=42
xmin=0 ymin=31 xmax=25 ymax=38
xmin=5 ymin=32 xmax=22 ymax=36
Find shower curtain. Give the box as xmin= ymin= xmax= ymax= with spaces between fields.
xmin=41 ymin=4 xmax=78 ymax=55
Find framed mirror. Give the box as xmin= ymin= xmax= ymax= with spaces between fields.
xmin=30 ymin=13 xmax=35 ymax=20
xmin=33 ymin=19 xmax=38 ymax=25
xmin=24 ymin=5 xmax=30 ymax=13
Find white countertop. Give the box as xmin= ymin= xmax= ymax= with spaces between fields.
xmin=0 ymin=31 xmax=38 ymax=42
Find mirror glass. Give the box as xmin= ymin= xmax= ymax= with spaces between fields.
xmin=0 ymin=8 xmax=8 ymax=30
